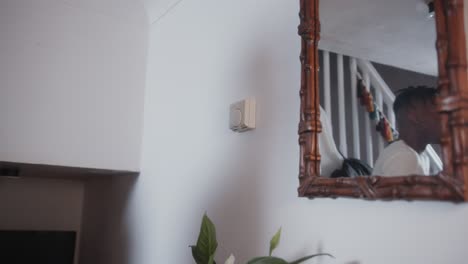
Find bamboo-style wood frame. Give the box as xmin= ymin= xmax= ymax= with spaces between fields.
xmin=298 ymin=0 xmax=468 ymax=201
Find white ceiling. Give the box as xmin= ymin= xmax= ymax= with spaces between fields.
xmin=320 ymin=0 xmax=438 ymax=76
xmin=142 ymin=0 xmax=438 ymax=75
xmin=60 ymin=0 xmax=148 ymax=27
xmin=142 ymin=0 xmax=182 ymax=24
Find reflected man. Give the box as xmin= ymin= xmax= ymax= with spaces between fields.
xmin=372 ymin=86 xmax=441 ymax=176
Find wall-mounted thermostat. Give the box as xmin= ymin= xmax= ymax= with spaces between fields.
xmin=230 ymin=98 xmax=256 ymax=132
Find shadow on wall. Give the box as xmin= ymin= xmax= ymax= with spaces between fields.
xmin=79 ymin=174 xmax=137 ymax=264
xmin=213 ymin=25 xmax=366 ymax=264
xmin=209 ymin=148 xmax=264 ymax=263
xmin=206 ymin=40 xmax=281 ymax=263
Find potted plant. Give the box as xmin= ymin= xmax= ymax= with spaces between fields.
xmin=190 ymin=214 xmax=333 ymax=264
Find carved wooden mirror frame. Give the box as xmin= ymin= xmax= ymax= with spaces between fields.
xmin=297 ymin=0 xmax=468 ymax=201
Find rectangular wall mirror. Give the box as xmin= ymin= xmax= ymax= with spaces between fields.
xmin=297 ymin=0 xmax=468 ymax=201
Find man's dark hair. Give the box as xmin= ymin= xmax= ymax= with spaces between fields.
xmin=393 ymin=86 xmax=438 ymax=115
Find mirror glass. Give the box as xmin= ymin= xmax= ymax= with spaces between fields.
xmin=316 ymin=0 xmax=442 ymax=178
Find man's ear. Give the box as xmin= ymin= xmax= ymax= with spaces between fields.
xmin=406 ymin=109 xmax=423 ymax=125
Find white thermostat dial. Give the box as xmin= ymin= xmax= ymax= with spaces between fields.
xmin=229 ymin=98 xmax=256 ymax=132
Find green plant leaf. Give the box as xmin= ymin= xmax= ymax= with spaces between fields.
xmin=208 ymin=254 xmax=215 ymax=264
xmin=289 ymin=253 xmax=334 ymax=264
xmin=190 ymin=246 xmax=206 ymax=264
xmin=247 ymin=256 xmax=288 ymax=264
xmin=191 ymin=214 xmax=218 ymax=264
xmin=269 ymin=228 xmax=282 ymax=256
xmin=198 ymin=214 xmax=218 ymax=259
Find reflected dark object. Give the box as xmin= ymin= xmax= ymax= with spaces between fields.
xmin=0 ymin=231 xmax=76 ymax=264
xmin=0 ymin=165 xmax=20 ymax=178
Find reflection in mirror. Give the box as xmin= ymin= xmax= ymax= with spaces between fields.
xmin=298 ymin=0 xmax=467 ymax=201
xmin=316 ymin=0 xmax=443 ymax=178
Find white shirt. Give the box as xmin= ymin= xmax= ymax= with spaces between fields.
xmin=319 ymin=106 xmax=343 ymax=177
xmin=372 ymin=140 xmax=430 ymax=176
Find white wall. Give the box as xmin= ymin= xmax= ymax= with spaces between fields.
xmin=125 ymin=1 xmax=468 ymax=264
xmin=0 ymin=0 xmax=148 ymax=171
xmin=0 ymin=177 xmax=84 ymax=264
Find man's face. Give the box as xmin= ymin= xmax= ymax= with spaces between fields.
xmin=415 ymin=100 xmax=442 ymax=143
